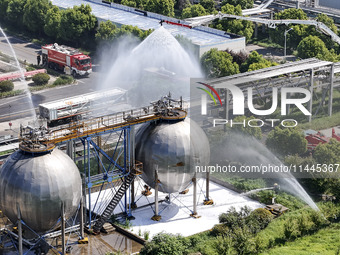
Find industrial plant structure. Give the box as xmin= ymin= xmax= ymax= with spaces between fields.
xmin=0 ymin=94 xmax=211 ymax=254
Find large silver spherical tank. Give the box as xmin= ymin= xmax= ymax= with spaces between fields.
xmin=0 ymin=148 xmax=82 ymax=233
xmin=135 ymin=118 xmax=210 ymax=193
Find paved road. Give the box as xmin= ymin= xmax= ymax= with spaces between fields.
xmin=0 ymin=73 xmax=100 ymax=123
xmin=0 ymin=34 xmax=40 ymax=64
xmin=0 ymin=34 xmax=102 ymax=123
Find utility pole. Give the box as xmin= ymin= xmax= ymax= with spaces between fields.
xmin=284 ymin=28 xmax=293 ymax=59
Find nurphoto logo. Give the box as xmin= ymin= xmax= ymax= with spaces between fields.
xmin=197 ymin=81 xmax=312 ymax=127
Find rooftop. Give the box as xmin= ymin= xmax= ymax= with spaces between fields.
xmin=51 ymin=0 xmax=242 ymax=47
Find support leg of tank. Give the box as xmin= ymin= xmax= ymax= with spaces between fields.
xmin=190 ymin=173 xmax=200 ymax=218
xmin=80 ymin=197 xmax=84 ymax=239
xmin=17 ymin=205 xmax=23 ymax=255
xmin=61 ymin=203 xmax=66 ymax=255
xmin=203 ymin=171 xmax=213 ymax=205
xmin=151 ymin=169 xmax=161 ymax=221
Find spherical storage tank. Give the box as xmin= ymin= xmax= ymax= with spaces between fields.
xmin=135 ymin=118 xmax=210 ymax=194
xmin=0 ymin=148 xmax=82 ymax=233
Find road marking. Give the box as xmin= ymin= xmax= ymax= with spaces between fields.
xmin=77 ymin=79 xmax=85 ymax=84
xmin=0 ymin=108 xmax=37 ymax=120
xmin=0 ymin=95 xmax=28 ymax=107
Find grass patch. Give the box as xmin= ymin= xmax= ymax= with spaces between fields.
xmin=249 ymin=38 xmax=283 ymax=49
xmin=53 ymin=75 xmax=74 ymax=86
xmin=29 ymin=84 xmax=57 ymax=92
xmin=212 ymin=172 xmax=267 ymax=191
xmin=297 ymin=111 xmax=340 ymax=130
xmin=261 ymin=223 xmax=340 ymax=255
xmin=0 ymin=89 xmax=25 ymax=98
xmin=29 ymin=74 xmax=74 ymax=92
xmin=266 ymin=89 xmax=340 ymax=130
xmin=0 ymin=149 xmax=15 ymax=156
xmin=251 ymin=190 xmax=306 ymax=211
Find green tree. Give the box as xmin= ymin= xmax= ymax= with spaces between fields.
xmin=220 ymin=0 xmax=253 ymax=9
xmin=199 ymin=0 xmax=215 ymax=13
xmin=181 ymin=4 xmax=207 ymax=19
xmin=23 ymin=0 xmax=51 ymax=35
xmin=266 ymin=126 xmax=307 ymax=156
xmin=200 ymin=48 xmax=239 ymax=78
xmin=59 ymin=4 xmax=97 ymax=46
xmin=121 ymin=0 xmax=137 ymax=7
xmin=297 ymin=35 xmax=336 ymax=62
xmin=240 ymin=51 xmax=276 ymax=72
xmin=231 ymin=116 xmax=263 ymax=140
xmin=317 ymin=13 xmax=337 ymax=33
xmin=314 ymin=139 xmax=340 ymax=165
xmin=214 ymin=4 xmax=253 ymax=41
xmin=276 ymin=7 xmax=308 ymax=20
xmin=96 ymin=22 xmax=152 ymax=45
xmin=0 ymin=0 xmax=10 ymax=21
xmin=247 ymin=208 xmax=273 ymax=230
xmin=139 ymin=233 xmax=188 ymax=255
xmin=6 ymin=0 xmax=27 ymax=27
xmin=314 ymin=14 xmax=339 ymax=50
xmin=95 ymin=21 xmax=117 ymax=42
xmin=233 ymin=226 xmax=255 ymax=254
xmin=270 ymin=8 xmax=309 ymax=49
xmin=145 ymin=0 xmax=174 ymax=17
xmin=115 ymin=25 xmax=153 ymax=40
xmin=44 ymin=5 xmax=61 ymax=39
xmin=225 ymin=49 xmax=248 ymax=66
xmin=212 ymin=236 xmax=234 ymax=254
xmin=175 ymin=0 xmax=190 ymax=10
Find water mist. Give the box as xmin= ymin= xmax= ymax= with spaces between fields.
xmin=210 ymin=132 xmax=319 ymax=211
xmin=0 ymin=26 xmax=36 ymax=120
xmin=96 ymin=26 xmax=203 ymax=108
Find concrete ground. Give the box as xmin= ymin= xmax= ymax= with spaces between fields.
xmin=246 ymin=44 xmax=297 ymax=62
xmin=88 ymin=179 xmax=263 ymax=238
xmin=0 ymin=116 xmax=34 ymax=138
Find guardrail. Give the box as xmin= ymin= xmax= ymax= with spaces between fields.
xmin=0 ymin=69 xmax=46 ymax=81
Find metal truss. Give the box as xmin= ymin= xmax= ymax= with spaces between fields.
xmin=185 ymin=12 xmax=340 ymax=45
xmin=198 ymin=58 xmax=339 ymax=121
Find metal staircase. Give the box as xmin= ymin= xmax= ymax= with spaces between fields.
xmin=93 ymin=171 xmax=135 ymax=233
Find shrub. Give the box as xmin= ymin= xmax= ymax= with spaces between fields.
xmin=0 ymin=80 xmax=14 ymax=92
xmin=283 ymin=219 xmax=299 ymax=240
xmin=53 ymin=74 xmax=74 ymax=85
xmin=32 ymin=73 xmax=50 ymax=86
xmin=211 ymin=224 xmax=230 ymax=237
xmin=296 ymin=214 xmax=314 ymax=235
xmin=0 ymin=90 xmax=24 ymax=98
xmin=139 ymin=233 xmax=188 ymax=255
xmin=212 ymin=236 xmax=234 ymax=254
xmin=248 ymin=208 xmax=274 ymax=230
xmin=26 ymin=66 xmax=36 ymax=72
xmin=219 ymin=206 xmax=252 ymax=230
xmin=143 ymin=231 xmax=150 ymax=240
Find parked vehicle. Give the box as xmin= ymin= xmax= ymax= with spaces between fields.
xmin=41 ymin=43 xmax=92 ymax=77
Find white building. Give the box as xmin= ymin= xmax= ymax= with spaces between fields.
xmin=51 ymin=0 xmax=246 ymax=57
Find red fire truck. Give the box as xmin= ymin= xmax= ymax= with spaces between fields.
xmin=41 ymin=43 xmax=92 ymax=77
xmin=305 ymin=128 xmax=340 ymax=151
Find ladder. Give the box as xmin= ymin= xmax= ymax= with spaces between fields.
xmin=93 ymin=171 xmax=135 ymax=233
